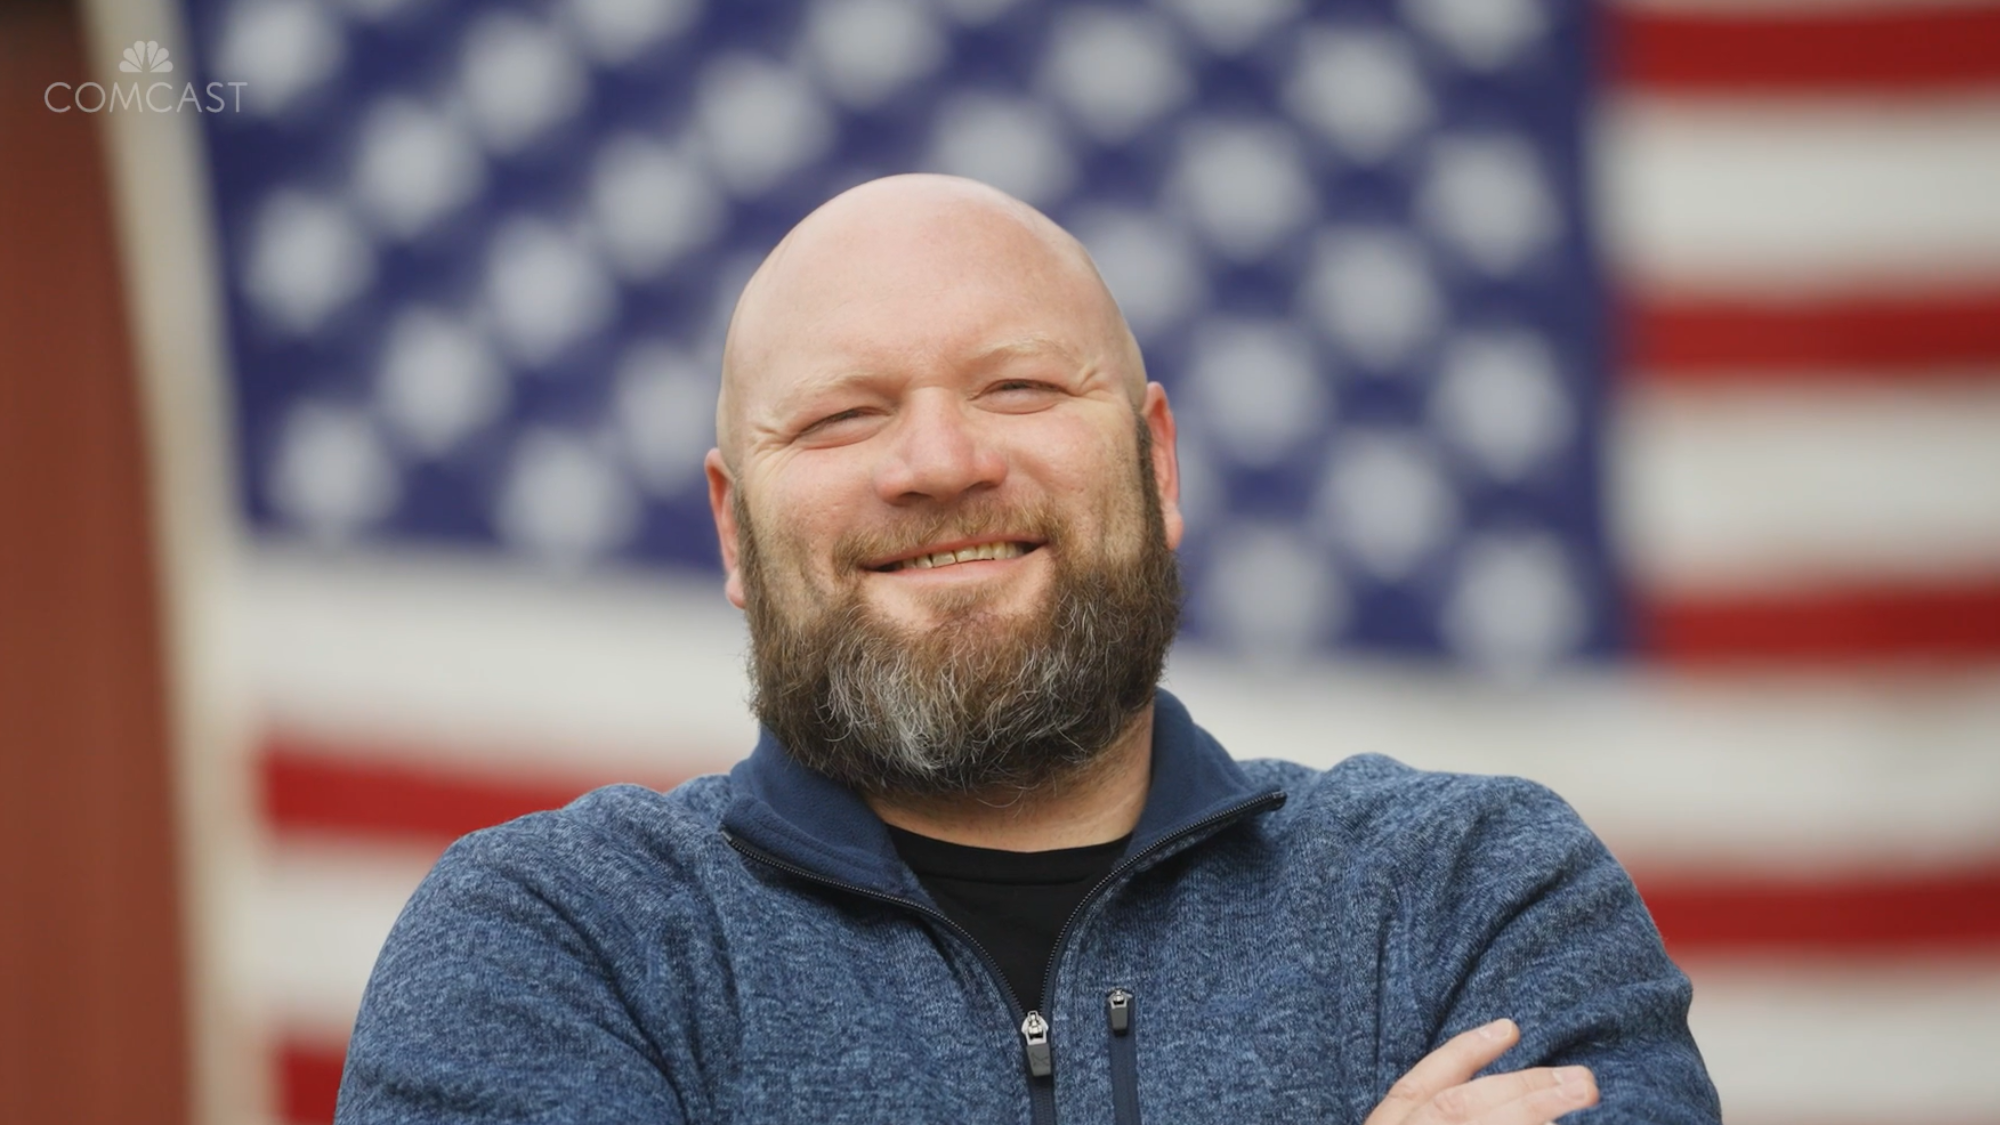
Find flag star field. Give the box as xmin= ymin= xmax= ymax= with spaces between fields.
xmin=192 ymin=0 xmax=1614 ymax=675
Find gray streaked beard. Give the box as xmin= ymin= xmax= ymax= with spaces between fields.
xmin=737 ymin=427 xmax=1181 ymax=800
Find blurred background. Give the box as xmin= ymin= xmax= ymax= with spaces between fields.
xmin=4 ymin=0 xmax=1998 ymax=1121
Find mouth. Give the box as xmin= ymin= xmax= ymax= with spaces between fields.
xmin=865 ymin=538 xmax=1044 ymax=573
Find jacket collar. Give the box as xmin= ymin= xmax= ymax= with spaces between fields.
xmin=719 ymin=688 xmax=1285 ymax=898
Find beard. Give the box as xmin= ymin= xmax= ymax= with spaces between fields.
xmin=738 ymin=424 xmax=1181 ymax=801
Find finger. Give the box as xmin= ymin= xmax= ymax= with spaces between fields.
xmin=1367 ymin=1020 xmax=1520 ymax=1125
xmin=1461 ymin=1067 xmax=1598 ymax=1125
xmin=1411 ymin=1066 xmax=1583 ymax=1124
xmin=1432 ymin=1056 xmax=1600 ymax=1120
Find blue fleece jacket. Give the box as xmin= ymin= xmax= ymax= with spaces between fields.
xmin=335 ymin=690 xmax=1721 ymax=1124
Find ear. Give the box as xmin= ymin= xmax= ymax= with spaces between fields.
xmin=705 ymin=448 xmax=747 ymax=609
xmin=1140 ymin=382 xmax=1184 ymax=551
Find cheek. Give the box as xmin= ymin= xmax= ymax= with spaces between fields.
xmin=754 ymin=472 xmax=868 ymax=575
xmin=775 ymin=447 xmax=877 ymax=511
xmin=1014 ymin=420 xmax=1141 ymax=522
xmin=1007 ymin=413 xmax=1117 ymax=484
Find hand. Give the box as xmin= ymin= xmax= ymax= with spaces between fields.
xmin=1364 ymin=1019 xmax=1599 ymax=1125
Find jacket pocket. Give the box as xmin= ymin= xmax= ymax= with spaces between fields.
xmin=1106 ymin=988 xmax=1141 ymax=1125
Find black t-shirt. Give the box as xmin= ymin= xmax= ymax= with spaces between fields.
xmin=888 ymin=825 xmax=1131 ymax=1015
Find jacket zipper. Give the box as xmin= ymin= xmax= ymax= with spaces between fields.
xmin=1029 ymin=791 xmax=1288 ymax=1022
xmin=1106 ymin=989 xmax=1140 ymax=1125
xmin=721 ymin=831 xmax=1059 ymax=1124
xmin=723 ymin=789 xmax=1284 ymax=1125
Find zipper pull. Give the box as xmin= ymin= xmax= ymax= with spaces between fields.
xmin=1105 ymin=988 xmax=1131 ymax=1035
xmin=1021 ymin=1010 xmax=1053 ymax=1078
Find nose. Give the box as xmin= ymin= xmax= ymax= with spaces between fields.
xmin=872 ymin=390 xmax=1008 ymax=506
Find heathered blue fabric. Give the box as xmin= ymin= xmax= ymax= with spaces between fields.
xmin=336 ymin=691 xmax=1721 ymax=1124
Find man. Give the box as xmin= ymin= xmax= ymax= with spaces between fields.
xmin=336 ymin=175 xmax=1720 ymax=1125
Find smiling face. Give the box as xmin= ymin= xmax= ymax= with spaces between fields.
xmin=706 ymin=175 xmax=1187 ymax=796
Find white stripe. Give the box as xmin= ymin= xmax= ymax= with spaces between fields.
xmin=1615 ymin=380 xmax=2000 ymax=594
xmin=250 ymin=839 xmax=2000 ymax=1123
xmin=251 ymin=837 xmax=436 ymax=1032
xmin=1685 ymin=958 xmax=2000 ymax=1124
xmin=1162 ymin=652 xmax=2000 ymax=873
xmin=246 ymin=545 xmax=754 ymax=778
xmin=247 ymin=548 xmax=2000 ymax=871
xmin=1601 ymin=96 xmax=2000 ymax=292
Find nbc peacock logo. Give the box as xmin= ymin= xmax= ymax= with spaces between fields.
xmin=43 ymin=39 xmax=244 ymax=113
xmin=118 ymin=40 xmax=174 ymax=74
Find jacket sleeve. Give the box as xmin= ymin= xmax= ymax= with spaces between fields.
xmin=1387 ymin=774 xmax=1722 ymax=1125
xmin=334 ymin=822 xmax=690 ymax=1125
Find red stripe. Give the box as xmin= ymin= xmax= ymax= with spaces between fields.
xmin=1636 ymin=864 xmax=2000 ymax=959
xmin=1641 ymin=579 xmax=2000 ymax=664
xmin=263 ymin=736 xmax=700 ymax=847
xmin=280 ymin=1039 xmax=346 ymax=1124
xmin=1612 ymin=5 xmax=2000 ymax=93
xmin=264 ymin=738 xmax=2000 ymax=955
xmin=1629 ymin=287 xmax=2000 ymax=381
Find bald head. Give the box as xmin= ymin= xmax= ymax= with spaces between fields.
xmin=715 ymin=174 xmax=1144 ymax=468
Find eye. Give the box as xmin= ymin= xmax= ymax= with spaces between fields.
xmin=796 ymin=407 xmax=879 ymax=443
xmin=984 ymin=379 xmax=1061 ymax=410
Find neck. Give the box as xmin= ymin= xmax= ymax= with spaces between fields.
xmin=864 ymin=705 xmax=1155 ymax=852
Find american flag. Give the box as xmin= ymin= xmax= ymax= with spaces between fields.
xmin=141 ymin=0 xmax=2000 ymax=1120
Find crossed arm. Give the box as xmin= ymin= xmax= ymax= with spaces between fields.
xmin=1346 ymin=769 xmax=1720 ymax=1125
xmin=1369 ymin=1019 xmax=1598 ymax=1125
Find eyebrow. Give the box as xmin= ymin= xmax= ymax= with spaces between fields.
xmin=765 ymin=336 xmax=1091 ymax=425
xmin=768 ymin=368 xmax=888 ymax=418
xmin=796 ymin=337 xmax=1081 ymax=395
xmin=968 ymin=335 xmax=1085 ymax=369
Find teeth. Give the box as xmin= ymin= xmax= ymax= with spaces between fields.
xmin=887 ymin=541 xmax=1026 ymax=571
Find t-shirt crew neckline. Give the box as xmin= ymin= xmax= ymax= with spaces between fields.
xmin=886 ymin=825 xmax=1134 ymax=1013
xmin=886 ymin=824 xmax=1132 ymax=883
